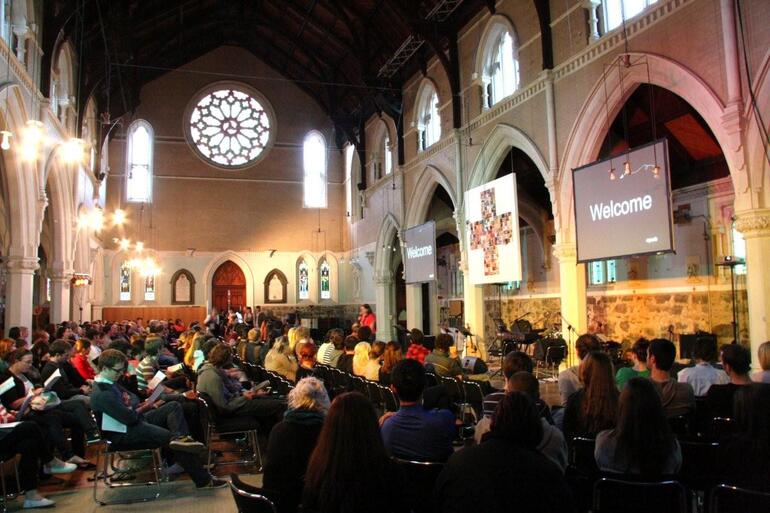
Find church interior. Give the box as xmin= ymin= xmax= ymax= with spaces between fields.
xmin=0 ymin=0 xmax=769 ymax=511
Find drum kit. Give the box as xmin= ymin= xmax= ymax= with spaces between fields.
xmin=485 ymin=313 xmax=568 ymax=377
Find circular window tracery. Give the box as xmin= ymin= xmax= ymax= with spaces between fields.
xmin=187 ymin=85 xmax=273 ymax=168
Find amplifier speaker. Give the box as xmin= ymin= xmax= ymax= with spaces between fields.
xmin=461 ymin=356 xmax=488 ymax=374
xmin=679 ymin=332 xmax=717 ymax=360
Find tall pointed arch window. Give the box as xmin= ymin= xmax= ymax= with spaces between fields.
xmin=303 ymin=131 xmax=327 ymax=208
xmin=416 ymin=84 xmax=441 ymax=152
xmin=485 ymin=29 xmax=519 ymax=107
xmin=119 ymin=261 xmax=132 ymax=301
xmin=603 ymin=0 xmax=658 ymax=32
xmin=297 ymin=259 xmax=310 ymax=300
xmin=319 ymin=259 xmax=331 ymax=300
xmin=126 ymin=120 xmax=153 ymax=203
xmin=383 ymin=133 xmax=393 ymax=175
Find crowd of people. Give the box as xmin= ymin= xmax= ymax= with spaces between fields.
xmin=0 ymin=309 xmax=768 ymax=512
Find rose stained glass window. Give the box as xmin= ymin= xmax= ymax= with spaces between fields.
xmin=188 ymin=87 xmax=271 ymax=168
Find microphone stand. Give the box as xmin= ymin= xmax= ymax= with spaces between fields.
xmin=558 ymin=312 xmax=578 ymax=368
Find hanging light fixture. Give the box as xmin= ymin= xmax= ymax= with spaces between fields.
xmin=19 ymin=119 xmax=45 ymax=162
xmin=61 ymin=137 xmax=86 ymax=164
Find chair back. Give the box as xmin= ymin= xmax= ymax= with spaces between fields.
xmin=679 ymin=440 xmax=720 ymax=492
xmin=391 ymin=458 xmax=444 ymax=513
xmin=229 ymin=474 xmax=278 ymax=513
xmin=349 ymin=376 xmax=368 ymax=397
xmin=709 ymin=483 xmax=770 ymax=513
xmin=439 ymin=376 xmax=464 ymax=404
xmin=424 ymin=371 xmax=439 ymax=388
xmin=593 ymin=477 xmax=687 ymax=513
xmin=195 ymin=392 xmax=217 ymax=435
xmin=380 ymin=385 xmax=399 ymax=412
xmin=365 ymin=379 xmax=383 ymax=406
xmin=461 ymin=380 xmax=484 ymax=419
xmin=545 ymin=344 xmax=567 ymax=364
xmin=667 ymin=414 xmax=692 ymax=438
xmin=710 ymin=417 xmax=736 ymax=440
xmin=569 ymin=437 xmax=599 ymax=476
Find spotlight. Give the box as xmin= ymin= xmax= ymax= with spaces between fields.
xmin=623 ymin=161 xmax=631 ymax=176
xmin=119 ymin=238 xmax=130 ymax=251
xmin=113 ymin=209 xmax=127 ymax=226
xmin=652 ymin=165 xmax=660 ymax=179
xmin=609 ymin=167 xmax=617 ymax=181
xmin=0 ymin=130 xmax=11 ymax=150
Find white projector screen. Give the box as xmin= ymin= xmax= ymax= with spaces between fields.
xmin=404 ymin=221 xmax=437 ymax=284
xmin=573 ymin=139 xmax=674 ymax=262
xmin=464 ymin=173 xmax=522 ymax=285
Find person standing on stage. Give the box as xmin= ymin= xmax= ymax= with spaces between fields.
xmin=358 ymin=304 xmax=377 ymax=337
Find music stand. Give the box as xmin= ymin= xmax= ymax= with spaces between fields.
xmin=716 ymin=256 xmax=744 ymax=343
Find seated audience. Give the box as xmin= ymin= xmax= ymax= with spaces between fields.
xmin=378 ymin=341 xmax=402 ymax=386
xmin=648 ymin=338 xmax=695 ymax=418
xmin=363 ymin=341 xmax=385 ymax=381
xmin=335 ymin=335 xmax=358 ymax=374
xmin=318 ymin=330 xmax=344 ymax=367
xmin=405 ymin=328 xmax=430 ymax=364
xmin=707 ymin=343 xmax=752 ymax=418
xmin=302 ymin=392 xmax=403 ymax=513
xmin=351 ymin=341 xmax=371 ymax=377
xmin=435 ymin=393 xmax=573 ymax=513
xmin=0 ymin=406 xmax=78 ymax=509
xmin=1 ymin=349 xmax=95 ymax=467
xmin=91 ymin=349 xmax=225 ymax=489
xmin=263 ymin=377 xmax=330 ymax=513
xmin=677 ymin=337 xmax=729 ymax=396
xmin=563 ymin=351 xmax=619 ymax=443
xmin=595 ymin=377 xmax=681 ymax=475
xmin=295 ymin=341 xmax=318 ymax=381
xmin=751 ymin=341 xmax=770 ymax=383
xmin=136 ymin=336 xmax=186 ymax=392
xmin=481 ymin=351 xmax=552 ymax=419
xmin=197 ymin=344 xmax=284 ymax=426
xmin=615 ymin=338 xmax=650 ymax=390
xmin=719 ymin=383 xmax=770 ymax=491
xmin=265 ymin=336 xmax=299 ymax=382
xmin=71 ymin=338 xmax=96 ymax=380
xmin=424 ymin=333 xmax=463 ymax=378
xmin=475 ymin=371 xmax=567 ymax=472
xmin=380 ymin=359 xmax=455 ymax=462
xmin=558 ymin=333 xmax=602 ymax=405
xmin=0 ymin=338 xmax=15 ymax=373
xmin=41 ymin=340 xmax=91 ymax=403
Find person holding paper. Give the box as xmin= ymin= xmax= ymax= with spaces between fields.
xmin=41 ymin=340 xmax=92 ymax=404
xmin=197 ymin=344 xmax=285 ymax=432
xmin=91 ymin=349 xmax=227 ymax=489
xmin=0 ymin=349 xmax=95 ymax=468
xmin=0 ymin=404 xmax=80 ymax=508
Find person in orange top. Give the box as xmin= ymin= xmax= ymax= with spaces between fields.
xmin=71 ymin=338 xmax=96 ymax=381
xmin=358 ymin=304 xmax=377 ymax=336
xmin=405 ymin=329 xmax=430 ymax=365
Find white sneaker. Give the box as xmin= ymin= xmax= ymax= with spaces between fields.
xmin=43 ymin=457 xmax=78 ymax=474
xmin=23 ymin=497 xmax=55 ymax=509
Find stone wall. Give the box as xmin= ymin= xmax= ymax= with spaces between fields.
xmin=587 ymin=290 xmax=749 ymax=347
xmin=481 ymin=289 xmax=749 ymax=349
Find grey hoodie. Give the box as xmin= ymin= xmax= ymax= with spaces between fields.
xmin=196 ymin=362 xmax=248 ymax=414
xmin=653 ymin=378 xmax=695 ymax=418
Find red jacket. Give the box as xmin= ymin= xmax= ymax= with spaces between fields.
xmin=71 ymin=353 xmax=96 ymax=380
xmin=405 ymin=343 xmax=430 ymax=365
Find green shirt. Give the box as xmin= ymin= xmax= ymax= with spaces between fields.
xmin=615 ymin=367 xmax=650 ymax=390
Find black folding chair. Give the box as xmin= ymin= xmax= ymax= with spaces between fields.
xmin=424 ymin=371 xmax=439 ymax=388
xmin=461 ymin=380 xmax=484 ymax=421
xmin=380 ymin=385 xmax=399 ymax=412
xmin=229 ymin=474 xmax=278 ymax=513
xmin=391 ymin=458 xmax=445 ymax=513
xmin=196 ymin=393 xmax=263 ymax=472
xmin=679 ymin=440 xmax=721 ymax=492
xmin=593 ymin=477 xmax=688 ymax=513
xmin=709 ymin=483 xmax=770 ymax=513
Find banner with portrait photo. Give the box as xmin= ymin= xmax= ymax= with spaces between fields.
xmin=464 ymin=174 xmax=522 ymax=285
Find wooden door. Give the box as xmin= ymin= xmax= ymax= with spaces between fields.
xmin=212 ymin=260 xmax=247 ymax=312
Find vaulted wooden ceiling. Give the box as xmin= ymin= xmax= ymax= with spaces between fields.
xmin=45 ymin=0 xmax=539 ymax=148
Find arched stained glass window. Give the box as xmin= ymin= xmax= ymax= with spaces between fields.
xmin=119 ymin=261 xmax=132 ymax=301
xmin=319 ymin=259 xmax=331 ymax=300
xmin=126 ymin=120 xmax=153 ymax=203
xmin=298 ymin=259 xmax=310 ymax=300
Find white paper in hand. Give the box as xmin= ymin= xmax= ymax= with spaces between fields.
xmin=144 ymin=384 xmax=164 ymax=405
xmin=44 ymin=369 xmax=61 ymax=391
xmin=147 ymin=370 xmax=166 ymax=390
xmin=101 ymin=413 xmax=127 ymax=433
xmin=0 ymin=377 xmax=14 ymax=396
xmin=167 ymin=363 xmax=183 ymax=373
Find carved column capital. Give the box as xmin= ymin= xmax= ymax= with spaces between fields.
xmin=735 ymin=209 xmax=770 ymax=239
xmin=552 ymin=242 xmax=577 ymax=264
xmin=4 ymin=256 xmax=39 ymax=273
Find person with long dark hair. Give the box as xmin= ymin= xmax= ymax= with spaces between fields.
xmin=720 ymin=383 xmax=770 ymax=491
xmin=562 ymin=351 xmax=619 ymax=444
xmin=435 ymin=392 xmax=573 ymax=513
xmin=595 ymin=377 xmax=681 ymax=475
xmin=302 ymin=392 xmax=403 ymax=513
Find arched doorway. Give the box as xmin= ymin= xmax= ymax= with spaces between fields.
xmin=212 ymin=260 xmax=246 ymax=312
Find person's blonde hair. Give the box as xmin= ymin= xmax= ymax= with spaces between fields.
xmin=352 ymin=341 xmax=371 ymax=376
xmin=184 ymin=333 xmax=206 ymax=367
xmin=288 ymin=377 xmax=330 ymax=412
xmin=758 ymin=341 xmax=770 ymax=371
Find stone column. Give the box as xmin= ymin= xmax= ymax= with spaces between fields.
xmin=734 ymin=208 xmax=770 ymax=368
xmin=374 ymin=271 xmax=394 ymax=342
xmin=49 ymin=269 xmax=72 ymax=324
xmin=553 ymin=243 xmax=587 ymax=365
xmin=405 ymin=283 xmax=423 ymax=334
xmin=461 ymin=260 xmax=487 ymax=354
xmin=4 ymin=256 xmax=38 ymax=331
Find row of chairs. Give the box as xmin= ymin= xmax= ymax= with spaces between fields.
xmin=567 ymin=436 xmax=770 ymax=513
